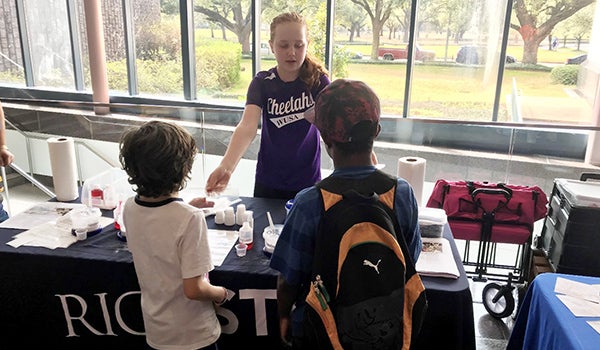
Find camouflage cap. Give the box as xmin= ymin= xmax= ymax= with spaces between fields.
xmin=314 ymin=79 xmax=380 ymax=143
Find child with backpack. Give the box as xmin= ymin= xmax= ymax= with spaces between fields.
xmin=269 ymin=79 xmax=426 ymax=349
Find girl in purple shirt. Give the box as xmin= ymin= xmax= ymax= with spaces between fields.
xmin=205 ymin=12 xmax=330 ymax=200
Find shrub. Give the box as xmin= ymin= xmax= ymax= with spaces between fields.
xmin=107 ymin=57 xmax=183 ymax=94
xmin=137 ymin=57 xmax=182 ymax=93
xmin=107 ymin=40 xmax=241 ymax=94
xmin=106 ymin=60 xmax=128 ymax=91
xmin=136 ymin=17 xmax=181 ymax=61
xmin=0 ymin=69 xmax=24 ymax=83
xmin=196 ymin=41 xmax=241 ymax=92
xmin=550 ymin=65 xmax=579 ymax=85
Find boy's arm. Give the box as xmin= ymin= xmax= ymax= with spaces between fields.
xmin=276 ymin=274 xmax=299 ymax=344
xmin=183 ymin=275 xmax=232 ymax=304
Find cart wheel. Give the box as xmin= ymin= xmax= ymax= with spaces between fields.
xmin=482 ymin=283 xmax=515 ymax=319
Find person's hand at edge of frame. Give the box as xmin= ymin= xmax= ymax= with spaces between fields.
xmin=188 ymin=197 xmax=215 ymax=209
xmin=0 ymin=146 xmax=14 ymax=167
xmin=205 ymin=165 xmax=232 ymax=196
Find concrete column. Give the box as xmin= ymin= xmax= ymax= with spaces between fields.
xmin=83 ymin=0 xmax=110 ymax=115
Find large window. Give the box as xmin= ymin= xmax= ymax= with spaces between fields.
xmin=0 ymin=0 xmax=598 ymax=160
xmin=0 ymin=1 xmax=25 ymax=85
xmin=23 ymin=0 xmax=75 ymax=89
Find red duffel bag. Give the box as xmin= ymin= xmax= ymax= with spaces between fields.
xmin=426 ymin=179 xmax=548 ymax=230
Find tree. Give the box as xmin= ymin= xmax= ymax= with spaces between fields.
xmin=193 ymin=0 xmax=255 ymax=54
xmin=386 ymin=16 xmax=401 ymax=39
xmin=511 ymin=0 xmax=595 ymax=64
xmin=555 ymin=3 xmax=595 ymax=50
xmin=335 ymin=2 xmax=368 ymax=42
xmin=350 ymin=0 xmax=406 ymax=59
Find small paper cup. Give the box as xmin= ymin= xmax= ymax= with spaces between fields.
xmin=235 ymin=243 xmax=247 ymax=257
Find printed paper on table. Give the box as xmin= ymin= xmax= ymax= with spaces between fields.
xmin=416 ymin=237 xmax=460 ymax=279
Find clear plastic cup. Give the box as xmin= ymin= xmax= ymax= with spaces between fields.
xmin=75 ymin=228 xmax=87 ymax=241
xmin=235 ymin=243 xmax=247 ymax=257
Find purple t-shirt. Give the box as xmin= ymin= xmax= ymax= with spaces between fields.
xmin=246 ymin=68 xmax=330 ymax=192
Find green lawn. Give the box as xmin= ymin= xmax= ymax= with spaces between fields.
xmin=225 ymin=56 xmax=575 ymax=120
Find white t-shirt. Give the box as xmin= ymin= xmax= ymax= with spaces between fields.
xmin=123 ymin=196 xmax=220 ymax=350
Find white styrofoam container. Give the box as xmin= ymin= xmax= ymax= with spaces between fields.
xmin=418 ymin=207 xmax=448 ymax=238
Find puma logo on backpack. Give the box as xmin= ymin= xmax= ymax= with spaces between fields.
xmin=303 ymin=170 xmax=427 ymax=350
xmin=363 ymin=259 xmax=381 ymax=274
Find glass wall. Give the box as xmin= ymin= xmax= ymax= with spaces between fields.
xmin=410 ymin=0 xmax=507 ymax=120
xmin=22 ymin=0 xmax=75 ymax=89
xmin=0 ymin=0 xmax=598 ymax=161
xmin=0 ymin=0 xmax=25 ymax=85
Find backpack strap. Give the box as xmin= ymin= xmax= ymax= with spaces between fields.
xmin=316 ymin=169 xmax=397 ymax=212
xmin=305 ymin=277 xmax=343 ymax=350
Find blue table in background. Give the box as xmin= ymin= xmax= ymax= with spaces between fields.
xmin=507 ymin=273 xmax=600 ymax=350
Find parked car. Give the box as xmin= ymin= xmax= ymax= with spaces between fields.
xmin=351 ymin=51 xmax=363 ymax=59
xmin=378 ymin=44 xmax=436 ymax=61
xmin=456 ymin=45 xmax=516 ymax=65
xmin=566 ymin=54 xmax=587 ymax=65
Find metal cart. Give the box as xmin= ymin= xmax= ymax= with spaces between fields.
xmin=427 ymin=180 xmax=548 ymax=318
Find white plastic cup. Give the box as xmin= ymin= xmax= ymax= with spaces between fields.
xmin=235 ymin=243 xmax=247 ymax=257
xmin=215 ymin=209 xmax=225 ymax=224
xmin=235 ymin=204 xmax=246 ymax=225
xmin=224 ymin=207 xmax=235 ymax=226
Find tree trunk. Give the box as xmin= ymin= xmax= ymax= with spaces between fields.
xmin=371 ymin=21 xmax=383 ymax=60
xmin=522 ymin=36 xmax=541 ymax=64
xmin=240 ymin=25 xmax=251 ymax=54
xmin=518 ymin=24 xmax=549 ymax=64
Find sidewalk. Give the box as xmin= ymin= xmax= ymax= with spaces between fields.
xmin=515 ymin=93 xmax=593 ymax=124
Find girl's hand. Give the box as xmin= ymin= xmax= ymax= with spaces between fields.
xmin=205 ymin=165 xmax=232 ymax=196
xmin=188 ymin=197 xmax=215 ymax=209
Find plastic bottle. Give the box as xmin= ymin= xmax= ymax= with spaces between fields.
xmin=113 ymin=199 xmax=123 ymax=230
xmin=238 ymin=221 xmax=253 ymax=250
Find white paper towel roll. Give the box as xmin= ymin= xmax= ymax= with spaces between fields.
xmin=47 ymin=137 xmax=79 ymax=201
xmin=397 ymin=156 xmax=426 ymax=206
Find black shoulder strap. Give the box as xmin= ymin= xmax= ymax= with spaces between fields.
xmin=316 ymin=169 xmax=402 ymax=241
xmin=316 ymin=169 xmax=397 ymax=199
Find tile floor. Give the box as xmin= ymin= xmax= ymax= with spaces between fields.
xmin=472 ymin=279 xmax=516 ymax=349
xmin=3 ymin=182 xmax=520 ymax=349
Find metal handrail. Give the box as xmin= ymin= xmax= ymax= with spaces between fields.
xmin=2 ymin=163 xmax=56 ymax=215
xmin=2 ymin=119 xmax=119 ymax=215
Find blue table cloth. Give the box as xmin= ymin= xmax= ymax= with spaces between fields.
xmin=507 ymin=273 xmax=600 ymax=350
